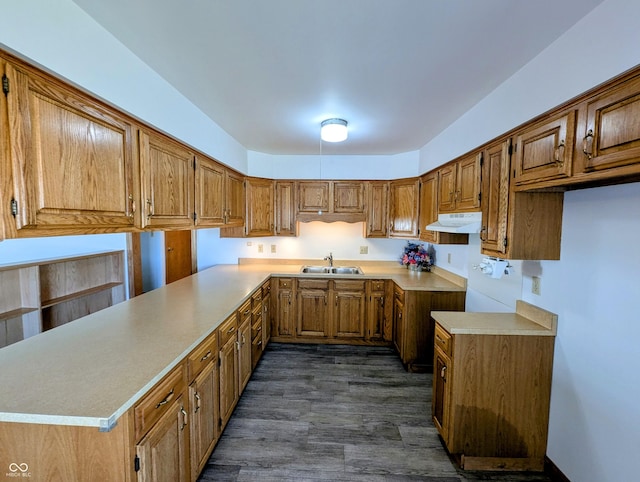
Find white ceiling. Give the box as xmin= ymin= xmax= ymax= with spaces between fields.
xmin=72 ymin=0 xmax=603 ymax=156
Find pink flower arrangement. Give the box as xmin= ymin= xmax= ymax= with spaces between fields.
xmin=400 ymin=242 xmax=433 ymax=270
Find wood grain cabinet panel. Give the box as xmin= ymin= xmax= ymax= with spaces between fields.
xmin=275 ymin=181 xmax=297 ymax=236
xmin=297 ymin=181 xmax=366 ymax=222
xmin=365 ymin=181 xmax=389 ymax=238
xmin=333 ymin=181 xmax=365 ymax=214
xmin=297 ymin=279 xmax=330 ymax=338
xmin=139 ymin=129 xmax=194 ymax=229
xmin=274 ymin=278 xmax=295 ymax=338
xmin=389 ymin=178 xmax=419 ymax=238
xmin=576 ymin=74 xmax=640 ymax=174
xmin=333 ymin=280 xmax=366 ymax=339
xmin=194 ymin=157 xmax=225 ymax=226
xmin=4 ymin=61 xmax=137 ymax=234
xmin=188 ymin=360 xmax=219 ymax=480
xmin=438 ymin=154 xmax=480 ymax=213
xmin=218 ymin=314 xmax=239 ymax=430
xmin=298 ymin=181 xmax=330 ymax=214
xmin=419 ymin=172 xmax=468 ymax=245
xmin=513 ymin=109 xmax=576 ymax=186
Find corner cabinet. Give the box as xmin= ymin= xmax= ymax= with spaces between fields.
xmin=220 ymin=177 xmax=273 ymax=237
xmin=388 ymin=178 xmax=419 ymax=238
xmin=3 ymin=60 xmax=138 ymax=236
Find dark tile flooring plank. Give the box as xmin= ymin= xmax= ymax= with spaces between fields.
xmin=197 ymin=343 xmax=551 ymax=482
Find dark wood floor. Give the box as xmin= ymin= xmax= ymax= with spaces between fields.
xmin=198 ymin=343 xmax=553 ymax=482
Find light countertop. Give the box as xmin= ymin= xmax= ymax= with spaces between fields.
xmin=0 ymin=262 xmax=464 ymax=430
xmin=432 ymin=300 xmax=557 ymax=336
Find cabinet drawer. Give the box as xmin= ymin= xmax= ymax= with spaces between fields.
xmin=278 ymin=278 xmax=293 ymax=289
xmin=261 ymin=280 xmax=271 ymax=295
xmin=394 ymin=285 xmax=405 ymax=301
xmin=252 ymin=317 xmax=263 ymax=339
xmin=251 ymin=289 xmax=262 ymax=304
xmin=334 ymin=279 xmax=366 ymax=291
xmin=134 ymin=362 xmax=186 ymax=441
xmin=187 ymin=331 xmax=217 ymax=382
xmin=218 ymin=314 xmax=238 ymax=347
xmin=298 ymin=279 xmax=330 ymax=290
xmin=434 ymin=323 xmax=452 ymax=356
xmin=370 ymin=280 xmax=385 ymax=292
xmin=238 ymin=299 xmax=252 ymax=320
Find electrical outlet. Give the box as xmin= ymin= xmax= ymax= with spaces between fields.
xmin=258 ymin=244 xmax=263 ymax=253
xmin=246 ymin=241 xmax=252 ymax=246
xmin=359 ymin=246 xmax=368 ymax=254
xmin=532 ymin=276 xmax=541 ymax=295
xmin=271 ymin=244 xmax=276 ymax=253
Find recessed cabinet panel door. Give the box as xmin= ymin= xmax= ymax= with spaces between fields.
xmin=456 ymin=153 xmax=481 ymax=211
xmin=195 ymin=159 xmax=225 ymax=226
xmin=580 ymin=75 xmax=640 ymax=172
xmin=480 ymin=140 xmax=510 ymax=256
xmin=389 ymin=179 xmax=419 ymax=238
xmin=139 ymin=130 xmax=194 ymax=229
xmin=437 ymin=165 xmax=456 ymax=213
xmin=333 ymin=181 xmax=365 ymax=213
xmin=365 ymin=182 xmax=388 ymax=238
xmin=298 ymin=182 xmax=330 ymax=213
xmin=6 ymin=63 xmax=136 ymax=231
xmin=275 ymin=181 xmax=296 ymax=236
xmin=297 ymin=289 xmax=329 ymax=337
xmin=334 ymin=290 xmax=366 ymax=338
xmin=226 ymin=172 xmax=245 ymax=226
xmin=246 ymin=179 xmax=274 ymax=236
xmin=514 ymin=111 xmax=575 ymax=185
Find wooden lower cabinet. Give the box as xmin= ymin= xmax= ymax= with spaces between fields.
xmin=218 ymin=314 xmax=239 ymax=430
xmin=393 ymin=286 xmax=465 ymax=372
xmin=366 ymin=280 xmax=390 ymax=341
xmin=238 ymin=314 xmax=252 ymax=393
xmin=274 ymin=278 xmax=295 ymax=337
xmin=297 ymin=279 xmax=330 ymax=338
xmin=136 ymin=395 xmax=189 ymax=482
xmin=333 ymin=280 xmax=366 ymax=339
xmin=432 ymin=322 xmax=554 ymax=471
xmin=188 ymin=361 xmax=219 ymax=480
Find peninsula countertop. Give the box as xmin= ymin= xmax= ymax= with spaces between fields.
xmin=0 ymin=261 xmax=465 ymax=430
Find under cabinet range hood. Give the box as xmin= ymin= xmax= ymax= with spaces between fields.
xmin=425 ymin=212 xmax=482 ymax=234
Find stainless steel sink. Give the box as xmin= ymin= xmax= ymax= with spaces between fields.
xmin=300 ymin=266 xmax=332 ymax=274
xmin=331 ymin=267 xmax=363 ymax=275
xmin=300 ymin=266 xmax=363 ymax=275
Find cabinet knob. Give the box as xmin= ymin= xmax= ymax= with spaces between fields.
xmin=554 ymin=140 xmax=566 ymax=165
xmin=583 ymin=129 xmax=594 ymax=159
xmin=440 ymin=365 xmax=447 ymax=381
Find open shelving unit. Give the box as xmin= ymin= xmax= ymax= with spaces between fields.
xmin=0 ymin=251 xmax=125 ymax=348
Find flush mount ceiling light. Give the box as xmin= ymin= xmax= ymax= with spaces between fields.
xmin=320 ymin=118 xmax=348 ymax=142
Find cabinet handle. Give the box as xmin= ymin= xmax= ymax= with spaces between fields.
xmin=256 ymin=325 xmax=262 ymax=332
xmin=200 ymin=350 xmax=212 ymax=362
xmin=257 ymin=340 xmax=263 ymax=346
xmin=194 ymin=392 xmax=201 ymax=413
xmin=435 ymin=334 xmax=445 ymax=345
xmin=128 ymin=194 xmax=135 ymax=218
xmin=243 ymin=309 xmax=250 ymax=315
xmin=155 ymin=388 xmax=175 ymax=409
xmin=582 ymin=129 xmax=594 ymax=159
xmin=227 ymin=326 xmax=236 ymax=334
xmin=554 ymin=139 xmax=566 ymax=165
xmin=180 ymin=406 xmax=188 ymax=431
xmin=380 ymin=297 xmax=384 ymax=307
xmin=440 ymin=365 xmax=447 ymax=381
xmin=146 ymin=199 xmax=154 ymax=219
xmin=242 ymin=334 xmax=246 ymax=344
xmin=236 ymin=340 xmax=240 ymax=351
xmin=480 ymin=226 xmax=487 ymax=242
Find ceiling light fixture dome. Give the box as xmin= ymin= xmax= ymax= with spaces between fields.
xmin=321 ymin=118 xmax=348 ymax=142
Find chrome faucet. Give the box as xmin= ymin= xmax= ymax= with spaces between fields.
xmin=324 ymin=252 xmax=334 ymax=267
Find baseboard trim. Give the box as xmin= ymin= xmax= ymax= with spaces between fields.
xmin=545 ymin=456 xmax=571 ymax=482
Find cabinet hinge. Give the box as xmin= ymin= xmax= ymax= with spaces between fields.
xmin=10 ymin=198 xmax=18 ymax=217
xmin=134 ymin=455 xmax=140 ymax=472
xmin=503 ymin=237 xmax=508 ymax=247
xmin=508 ymin=141 xmax=514 ymax=155
xmin=478 ymin=192 xmax=482 ymax=202
xmin=193 ymin=212 xmax=197 ymax=221
xmin=193 ymin=157 xmax=197 ymax=170
xmin=2 ymin=74 xmax=9 ymax=96
xmin=479 ymin=154 xmax=484 ymax=167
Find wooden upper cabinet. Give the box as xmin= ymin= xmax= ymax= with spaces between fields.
xmin=576 ymin=73 xmax=640 ymax=174
xmin=513 ymin=109 xmax=576 ymax=187
xmin=389 ymin=178 xmax=419 ymax=239
xmin=333 ymin=181 xmax=365 ymax=214
xmin=4 ymin=61 xmax=137 ymax=234
xmin=297 ymin=181 xmax=366 ymax=222
xmin=275 ymin=181 xmax=297 ymax=236
xmin=194 ymin=157 xmax=225 ymax=226
xmin=139 ymin=129 xmax=194 ymax=229
xmin=438 ymin=153 xmax=480 ymax=213
xmin=419 ymin=172 xmax=468 ymax=245
xmin=244 ymin=178 xmax=274 ymax=236
xmin=365 ymin=181 xmax=388 ymax=238
xmin=480 ymin=139 xmax=511 ymax=256
xmin=226 ymin=171 xmax=245 ymax=227
xmin=298 ymin=181 xmax=330 ymax=214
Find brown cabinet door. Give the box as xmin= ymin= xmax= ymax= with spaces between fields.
xmin=189 ymin=362 xmax=219 ymax=478
xmin=455 ymin=153 xmax=481 ymax=211
xmin=333 ymin=181 xmax=365 ymax=214
xmin=480 ymin=140 xmax=511 ymax=256
xmin=218 ymin=335 xmax=238 ymax=429
xmin=437 ymin=164 xmax=457 ymax=213
xmin=419 ymin=173 xmax=438 ymax=243
xmin=225 ymin=171 xmax=245 ymax=227
xmin=5 ymin=62 xmax=137 ymax=232
xmin=392 ymin=292 xmax=405 ymax=359
xmin=238 ymin=317 xmax=252 ymax=393
xmin=367 ymin=289 xmax=385 ymax=341
xmin=389 ymin=179 xmax=419 ymax=238
xmin=297 ymin=287 xmax=329 ymax=338
xmin=194 ymin=157 xmax=225 ymax=226
xmin=365 ymin=181 xmax=388 ymax=238
xmin=275 ymin=181 xmax=297 ymax=236
xmin=333 ymin=282 xmax=366 ymax=339
xmin=298 ymin=181 xmax=330 ymax=213
xmin=139 ymin=129 xmax=194 ymax=229
xmin=578 ymin=74 xmax=640 ymax=173
xmin=275 ymin=279 xmax=295 ymax=337
xmin=514 ymin=110 xmax=575 ymax=185
xmin=245 ymin=178 xmax=274 ymax=236
xmin=432 ymin=347 xmax=451 ymax=444
xmin=136 ymin=396 xmax=189 ymax=482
